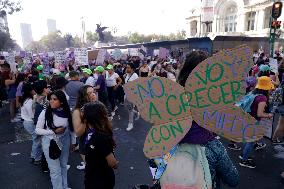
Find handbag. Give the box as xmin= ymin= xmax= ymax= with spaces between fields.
xmin=49 ymin=139 xmax=61 ymax=160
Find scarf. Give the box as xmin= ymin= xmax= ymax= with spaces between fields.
xmin=52 ymin=107 xmax=68 ymax=118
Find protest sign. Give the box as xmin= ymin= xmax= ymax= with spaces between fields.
xmin=153 ymin=49 xmax=160 ymax=56
xmin=129 ymin=48 xmax=139 ymax=56
xmin=259 ymin=118 xmax=273 ymax=139
xmin=96 ymin=49 xmax=107 ymax=65
xmin=112 ymin=49 xmax=123 ymax=60
xmin=42 ymin=57 xmax=50 ymax=74
xmin=48 ymin=52 xmax=54 ymax=57
xmin=7 ymin=52 xmax=16 ymax=73
xmin=75 ymin=48 xmax=88 ymax=66
xmin=124 ymin=77 xmax=193 ymax=158
xmin=88 ymin=50 xmax=99 ymax=61
xmin=159 ymin=47 xmax=169 ymax=59
xmin=269 ymin=58 xmax=278 ymax=73
xmin=185 ymin=45 xmax=265 ymax=142
xmin=54 ymin=51 xmax=66 ymax=64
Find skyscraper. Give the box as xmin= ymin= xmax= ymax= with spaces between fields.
xmin=47 ymin=19 xmax=57 ymax=34
xmin=20 ymin=23 xmax=33 ymax=48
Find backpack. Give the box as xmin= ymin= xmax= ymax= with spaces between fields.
xmin=235 ymin=92 xmax=262 ymax=113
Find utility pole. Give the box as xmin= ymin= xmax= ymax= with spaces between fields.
xmin=270 ymin=1 xmax=282 ymax=57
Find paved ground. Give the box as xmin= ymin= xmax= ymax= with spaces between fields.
xmin=0 ymin=104 xmax=284 ymax=189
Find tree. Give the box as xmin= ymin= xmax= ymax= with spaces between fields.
xmin=25 ymin=41 xmax=47 ymax=53
xmin=0 ymin=30 xmax=16 ymax=51
xmin=86 ymin=31 xmax=98 ymax=45
xmin=40 ymin=32 xmax=67 ymax=51
xmin=63 ymin=33 xmax=74 ymax=47
xmin=0 ymin=0 xmax=22 ymax=15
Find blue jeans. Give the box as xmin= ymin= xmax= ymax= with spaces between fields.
xmin=23 ymin=120 xmax=42 ymax=161
xmin=242 ymin=142 xmax=254 ymax=161
xmin=42 ymin=132 xmax=70 ymax=189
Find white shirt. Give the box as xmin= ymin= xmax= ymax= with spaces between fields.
xmin=35 ymin=110 xmax=76 ymax=144
xmin=125 ymin=72 xmax=139 ymax=84
xmin=85 ymin=76 xmax=95 ymax=87
xmin=21 ymin=98 xmax=34 ymax=121
xmin=106 ymin=71 xmax=120 ymax=87
xmin=93 ymin=73 xmax=98 ymax=84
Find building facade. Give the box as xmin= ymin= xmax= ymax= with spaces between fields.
xmin=0 ymin=10 xmax=9 ymax=32
xmin=47 ymin=19 xmax=57 ymax=34
xmin=186 ymin=0 xmax=284 ymax=38
xmin=20 ymin=23 xmax=33 ymax=48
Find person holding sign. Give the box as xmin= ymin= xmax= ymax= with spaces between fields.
xmin=177 ymin=51 xmax=239 ymax=189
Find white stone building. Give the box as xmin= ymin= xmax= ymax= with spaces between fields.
xmin=186 ymin=0 xmax=284 ymax=38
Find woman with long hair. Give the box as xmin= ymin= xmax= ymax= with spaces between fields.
xmin=73 ymin=85 xmax=97 ymax=170
xmin=5 ymin=72 xmax=26 ymax=122
xmin=177 ymin=50 xmax=239 ymax=189
xmin=82 ymin=102 xmax=118 ymax=189
xmin=35 ymin=90 xmax=76 ymax=189
xmin=20 ymin=82 xmax=42 ymax=164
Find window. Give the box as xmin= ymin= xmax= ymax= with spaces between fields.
xmin=190 ymin=21 xmax=197 ymax=36
xmin=247 ymin=12 xmax=256 ymax=31
xmin=224 ymin=7 xmax=237 ymax=32
xmin=264 ymin=7 xmax=272 ymax=29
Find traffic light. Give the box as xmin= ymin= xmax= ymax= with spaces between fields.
xmin=272 ymin=21 xmax=282 ymax=29
xmin=272 ymin=2 xmax=283 ymax=19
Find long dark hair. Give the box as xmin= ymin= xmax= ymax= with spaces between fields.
xmin=82 ymin=102 xmax=115 ymax=147
xmin=252 ymin=88 xmax=269 ymax=98
xmin=20 ymin=82 xmax=34 ymax=106
xmin=45 ymin=90 xmax=73 ymax=131
xmin=75 ymin=85 xmax=93 ymax=109
xmin=15 ymin=73 xmax=26 ymax=86
xmin=177 ymin=50 xmax=209 ymax=87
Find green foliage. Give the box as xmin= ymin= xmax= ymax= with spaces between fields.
xmin=0 ymin=30 xmax=16 ymax=51
xmin=25 ymin=32 xmax=84 ymax=51
xmin=0 ymin=0 xmax=22 ymax=15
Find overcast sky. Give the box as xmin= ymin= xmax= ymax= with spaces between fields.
xmin=7 ymin=0 xmax=200 ymax=46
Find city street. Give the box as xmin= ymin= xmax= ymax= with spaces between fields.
xmin=0 ymin=104 xmax=284 ymax=189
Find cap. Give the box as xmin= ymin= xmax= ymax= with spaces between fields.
xmin=106 ymin=65 xmax=114 ymax=70
xmin=36 ymin=65 xmax=43 ymax=71
xmin=82 ymin=68 xmax=92 ymax=75
xmin=259 ymin=64 xmax=271 ymax=72
xmin=95 ymin=66 xmax=105 ymax=73
xmin=255 ymin=76 xmax=275 ymax=91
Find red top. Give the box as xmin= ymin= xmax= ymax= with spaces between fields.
xmin=250 ymin=95 xmax=268 ymax=121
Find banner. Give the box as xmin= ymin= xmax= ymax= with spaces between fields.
xmin=54 ymin=51 xmax=66 ymax=64
xmin=75 ymin=48 xmax=88 ymax=66
xmin=269 ymin=58 xmax=278 ymax=73
xmin=7 ymin=52 xmax=16 ymax=73
xmin=128 ymin=48 xmax=139 ymax=56
xmin=159 ymin=47 xmax=169 ymax=59
xmin=112 ymin=49 xmax=123 ymax=60
xmin=96 ymin=49 xmax=107 ymax=65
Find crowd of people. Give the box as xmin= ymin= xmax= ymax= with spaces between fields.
xmin=0 ymin=48 xmax=283 ymax=189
